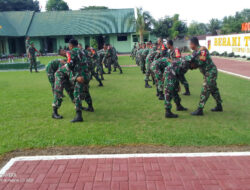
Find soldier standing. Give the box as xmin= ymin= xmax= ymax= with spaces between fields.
xmin=102 ymin=44 xmax=113 ymax=74
xmin=189 ymin=37 xmax=223 ymax=116
xmin=167 ymin=40 xmax=190 ymax=96
xmin=28 ymin=41 xmax=40 ymax=73
xmin=145 ymin=43 xmax=157 ymax=88
xmin=110 ymin=45 xmax=123 ymax=74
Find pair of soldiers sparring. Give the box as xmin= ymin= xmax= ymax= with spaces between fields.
xmin=46 ymin=39 xmax=94 ymax=123
xmin=79 ymin=44 xmax=104 ymax=86
xmin=158 ymin=37 xmax=223 ymax=118
xmin=102 ymin=44 xmax=123 ymax=74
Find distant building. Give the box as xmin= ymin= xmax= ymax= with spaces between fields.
xmin=0 ymin=9 xmax=156 ymax=55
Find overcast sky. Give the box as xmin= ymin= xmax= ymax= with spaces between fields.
xmin=39 ymin=0 xmax=249 ymax=25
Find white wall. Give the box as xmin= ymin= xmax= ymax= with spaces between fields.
xmin=206 ymin=33 xmax=250 ymax=56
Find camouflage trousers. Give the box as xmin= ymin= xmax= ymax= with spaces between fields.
xmin=199 ymin=70 xmax=222 ymax=108
xmin=80 ymin=81 xmax=93 ymax=107
xmin=112 ymin=58 xmax=122 ymax=72
xmin=144 ymin=61 xmax=155 ymax=82
xmin=29 ymin=58 xmax=37 ymax=72
xmin=96 ymin=62 xmax=104 ymax=79
xmin=135 ymin=55 xmax=140 ymax=66
xmin=178 ymin=73 xmax=189 ymax=89
xmin=164 ymin=72 xmax=181 ymax=109
xmin=52 ymin=68 xmax=82 ymax=111
xmin=89 ymin=64 xmax=102 ymax=82
xmin=47 ymin=73 xmax=73 ymax=99
xmin=140 ymin=58 xmax=146 ymax=73
xmin=105 ymin=57 xmax=112 ymax=73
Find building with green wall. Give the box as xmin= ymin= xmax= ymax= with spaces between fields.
xmin=0 ymin=9 xmax=156 ymax=56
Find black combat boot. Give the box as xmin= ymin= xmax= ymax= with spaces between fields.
xmin=211 ymin=104 xmax=223 ymax=112
xmin=82 ymin=105 xmax=94 ymax=112
xmin=158 ymin=91 xmax=164 ymax=100
xmin=71 ymin=111 xmax=83 ymax=123
xmin=145 ymin=81 xmax=152 ymax=88
xmin=98 ymin=81 xmax=104 ymax=87
xmin=156 ymin=89 xmax=159 ymax=97
xmin=191 ymin=108 xmax=204 ymax=116
xmin=113 ymin=68 xmax=117 ymax=72
xmin=176 ymin=103 xmax=188 ymax=111
xmin=165 ymin=108 xmax=178 ymax=118
xmin=120 ymin=69 xmax=123 ymax=74
xmin=52 ymin=107 xmax=63 ymax=119
xmin=183 ymin=87 xmax=190 ymax=96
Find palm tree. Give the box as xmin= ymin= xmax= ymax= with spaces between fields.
xmin=135 ymin=8 xmax=154 ymax=43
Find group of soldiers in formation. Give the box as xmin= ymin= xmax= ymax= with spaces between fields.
xmin=44 ymin=39 xmax=123 ymax=122
xmin=131 ymin=37 xmax=223 ymax=118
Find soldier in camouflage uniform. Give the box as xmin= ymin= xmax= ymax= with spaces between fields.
xmin=110 ymin=45 xmax=123 ymax=74
xmin=164 ymin=56 xmax=192 ymax=118
xmin=97 ymin=49 xmax=106 ymax=79
xmin=138 ymin=43 xmax=146 ymax=74
xmin=84 ymin=45 xmax=103 ymax=86
xmin=102 ymin=44 xmax=113 ymax=74
xmin=189 ymin=37 xmax=223 ymax=116
xmin=52 ymin=39 xmax=93 ymax=123
xmin=151 ymin=56 xmax=170 ymax=100
xmin=167 ymin=40 xmax=190 ymax=96
xmin=144 ymin=43 xmax=157 ymax=88
xmin=135 ymin=44 xmax=141 ymax=66
xmin=28 ymin=41 xmax=40 ymax=73
xmin=131 ymin=43 xmax=137 ymax=60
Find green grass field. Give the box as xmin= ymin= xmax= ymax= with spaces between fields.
xmin=0 ymin=56 xmax=250 ymax=156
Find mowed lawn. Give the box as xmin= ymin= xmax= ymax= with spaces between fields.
xmin=0 ymin=56 xmax=250 ymax=156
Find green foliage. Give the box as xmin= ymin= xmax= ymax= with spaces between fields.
xmin=135 ymin=8 xmax=154 ymax=43
xmin=152 ymin=14 xmax=187 ymax=39
xmin=90 ymin=38 xmax=98 ymax=49
xmin=207 ymin=18 xmax=221 ymax=35
xmin=221 ymin=9 xmax=250 ymax=34
xmin=80 ymin=6 xmax=108 ymax=10
xmin=46 ymin=0 xmax=69 ymax=11
xmin=188 ymin=21 xmax=208 ymax=36
xmin=211 ymin=51 xmax=220 ymax=56
xmin=0 ymin=0 xmax=40 ymax=12
xmin=227 ymin=52 xmax=235 ymax=57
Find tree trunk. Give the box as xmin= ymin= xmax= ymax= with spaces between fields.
xmin=139 ymin=30 xmax=144 ymax=43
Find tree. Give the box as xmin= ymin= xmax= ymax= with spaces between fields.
xmin=135 ymin=8 xmax=154 ymax=43
xmin=0 ymin=0 xmax=40 ymax=12
xmin=188 ymin=21 xmax=208 ymax=36
xmin=46 ymin=0 xmax=69 ymax=11
xmin=152 ymin=14 xmax=187 ymax=39
xmin=80 ymin=6 xmax=108 ymax=10
xmin=221 ymin=9 xmax=250 ymax=34
xmin=207 ymin=18 xmax=221 ymax=35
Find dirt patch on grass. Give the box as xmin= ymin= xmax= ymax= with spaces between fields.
xmin=1 ymin=145 xmax=250 ymax=169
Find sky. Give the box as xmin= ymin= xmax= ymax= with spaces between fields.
xmin=39 ymin=0 xmax=249 ymax=25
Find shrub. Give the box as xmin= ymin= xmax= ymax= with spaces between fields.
xmin=227 ymin=52 xmax=234 ymax=57
xmin=211 ymin=51 xmax=219 ymax=56
xmin=242 ymin=55 xmax=246 ymax=58
xmin=90 ymin=38 xmax=98 ymax=49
